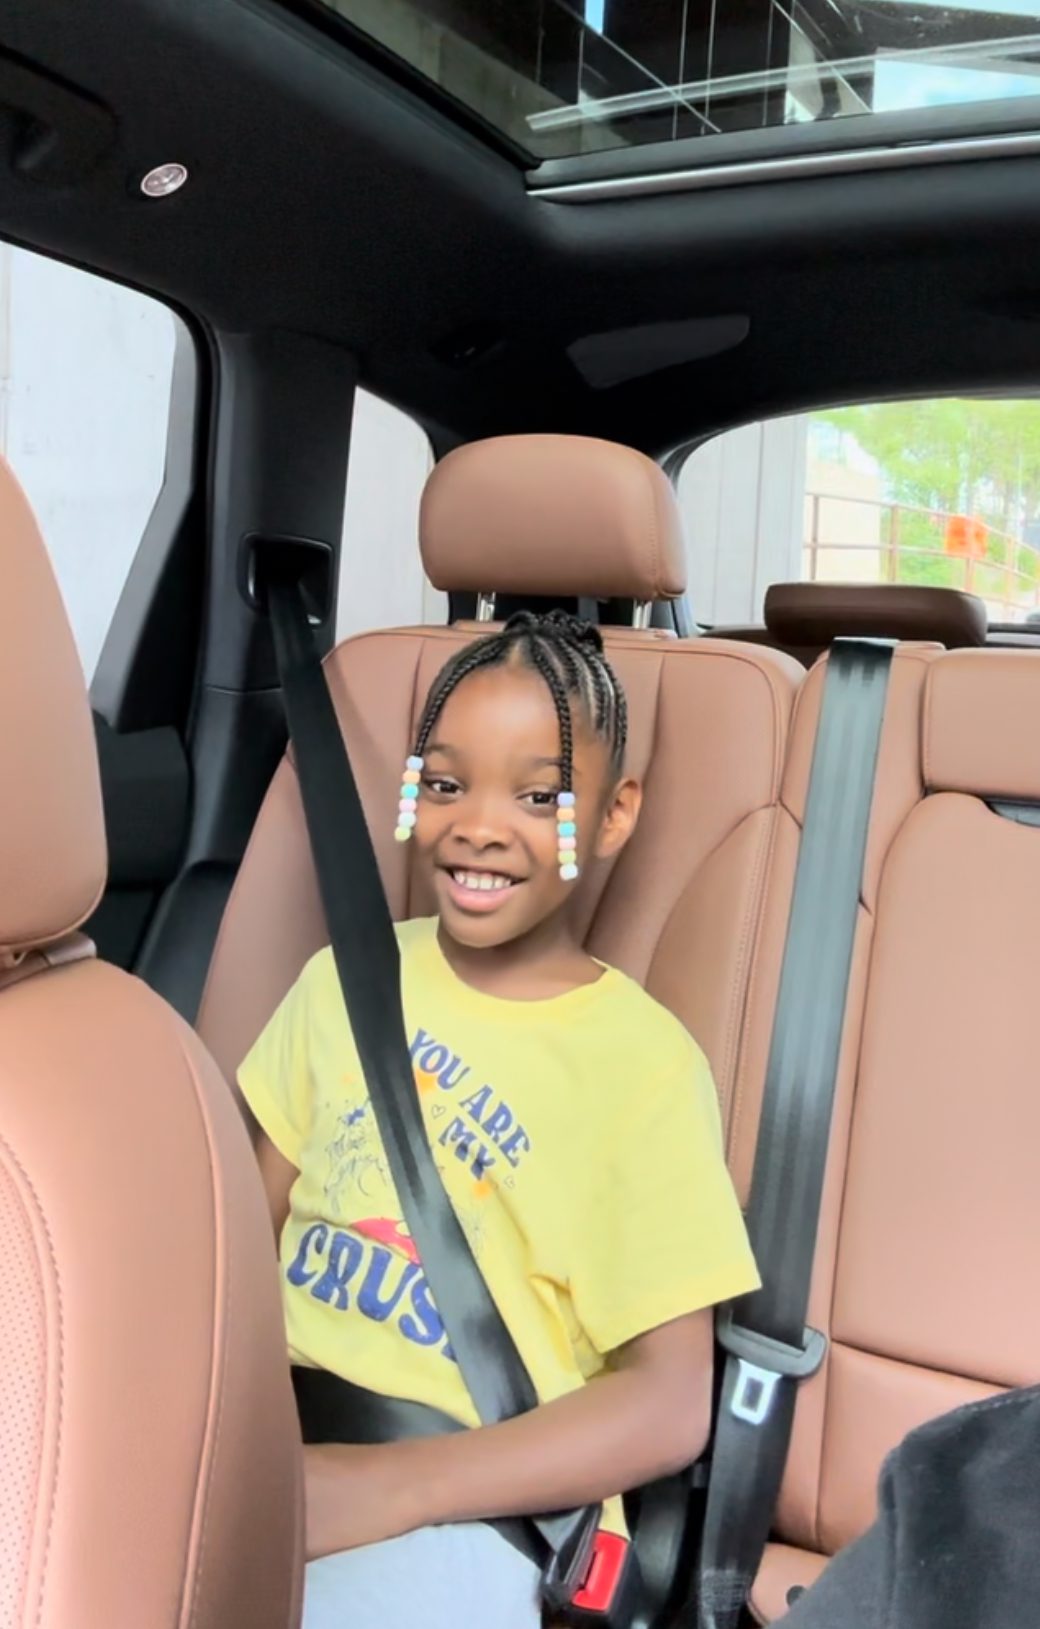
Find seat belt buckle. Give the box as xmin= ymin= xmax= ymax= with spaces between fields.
xmin=717 ymin=1309 xmax=827 ymax=1427
xmin=557 ymin=1532 xmax=638 ymax=1627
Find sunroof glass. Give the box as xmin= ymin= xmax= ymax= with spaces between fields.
xmin=316 ymin=0 xmax=1040 ymax=160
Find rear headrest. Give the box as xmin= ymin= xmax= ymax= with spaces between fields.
xmin=765 ymin=583 xmax=987 ymax=649
xmin=0 ymin=457 xmax=106 ymax=959
xmin=925 ymin=648 xmax=1040 ymax=799
xmin=420 ymin=434 xmax=686 ymax=601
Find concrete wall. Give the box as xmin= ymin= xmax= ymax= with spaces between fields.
xmin=677 ymin=415 xmax=808 ymax=624
xmin=0 ymin=244 xmax=176 ymax=678
xmin=339 ymin=391 xmax=444 ymax=635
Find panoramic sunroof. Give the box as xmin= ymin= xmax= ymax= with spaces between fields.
xmin=311 ymin=0 xmax=1040 ymax=161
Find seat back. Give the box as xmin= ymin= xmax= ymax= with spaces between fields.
xmin=0 ymin=458 xmax=302 ymax=1629
xmin=199 ymin=435 xmax=803 ymax=1170
xmin=738 ymin=643 xmax=1040 ymax=1621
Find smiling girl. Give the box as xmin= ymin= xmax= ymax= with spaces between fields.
xmin=239 ymin=609 xmax=758 ymax=1629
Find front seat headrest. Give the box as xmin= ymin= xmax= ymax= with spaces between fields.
xmin=0 ymin=456 xmax=106 ymax=960
xmin=420 ymin=434 xmax=687 ymax=602
xmin=765 ymin=582 xmax=987 ymax=651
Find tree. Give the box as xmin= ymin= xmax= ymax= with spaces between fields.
xmin=814 ymin=399 xmax=1040 ymax=536
xmin=811 ymin=400 xmax=1040 ymax=602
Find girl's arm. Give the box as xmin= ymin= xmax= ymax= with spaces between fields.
xmin=251 ymin=1123 xmax=298 ymax=1238
xmin=304 ymin=1306 xmax=715 ymax=1557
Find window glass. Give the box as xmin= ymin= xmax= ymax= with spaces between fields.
xmin=679 ymin=399 xmax=1040 ymax=626
xmin=306 ymin=0 xmax=1040 ymax=161
xmin=0 ymin=242 xmax=176 ymax=677
xmin=338 ymin=389 xmax=442 ymax=638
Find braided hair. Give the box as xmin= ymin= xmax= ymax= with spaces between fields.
xmin=414 ymin=610 xmax=628 ymax=796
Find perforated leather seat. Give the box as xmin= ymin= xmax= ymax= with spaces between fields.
xmin=0 ymin=458 xmax=303 ymax=1629
xmin=735 ymin=640 xmax=1040 ymax=1620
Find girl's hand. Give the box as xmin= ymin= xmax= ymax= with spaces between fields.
xmin=303 ymin=1441 xmax=426 ymax=1560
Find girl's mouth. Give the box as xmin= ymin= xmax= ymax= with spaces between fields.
xmin=441 ymin=866 xmax=522 ymax=913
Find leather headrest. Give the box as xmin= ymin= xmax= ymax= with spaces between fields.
xmin=0 ymin=457 xmax=106 ymax=959
xmin=925 ymin=648 xmax=1040 ymax=799
xmin=420 ymin=434 xmax=686 ymax=601
xmin=765 ymin=583 xmax=987 ymax=650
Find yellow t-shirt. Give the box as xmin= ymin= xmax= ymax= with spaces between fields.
xmin=239 ymin=917 xmax=758 ymax=1523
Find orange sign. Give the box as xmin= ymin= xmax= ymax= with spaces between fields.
xmin=944 ymin=515 xmax=988 ymax=559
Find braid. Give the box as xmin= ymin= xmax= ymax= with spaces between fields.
xmin=414 ymin=636 xmax=505 ymax=758
xmin=410 ymin=608 xmax=629 ymax=780
xmin=526 ymin=638 xmax=577 ymax=793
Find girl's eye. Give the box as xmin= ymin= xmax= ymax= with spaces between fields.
xmin=422 ymin=775 xmax=461 ymax=797
xmin=522 ymin=789 xmax=558 ymax=809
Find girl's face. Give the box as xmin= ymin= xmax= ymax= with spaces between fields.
xmin=413 ymin=661 xmax=640 ymax=951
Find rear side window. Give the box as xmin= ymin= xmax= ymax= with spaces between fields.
xmin=679 ymin=399 xmax=1040 ymax=626
xmin=0 ymin=242 xmax=176 ymax=676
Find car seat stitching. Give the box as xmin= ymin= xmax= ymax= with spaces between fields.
xmin=723 ymin=803 xmax=781 ymax=1154
xmin=173 ymin=1028 xmax=231 ymax=1629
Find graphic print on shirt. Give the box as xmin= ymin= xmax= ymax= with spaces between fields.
xmin=286 ymin=1024 xmax=533 ymax=1363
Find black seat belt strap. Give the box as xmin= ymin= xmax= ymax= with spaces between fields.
xmin=697 ymin=639 xmax=894 ymax=1629
xmin=264 ymin=568 xmax=598 ymax=1610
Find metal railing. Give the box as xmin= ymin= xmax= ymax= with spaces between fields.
xmin=804 ymin=491 xmax=1040 ymax=623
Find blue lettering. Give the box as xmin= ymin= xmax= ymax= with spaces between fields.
xmin=409 ymin=1027 xmax=434 ymax=1060
xmin=438 ymin=1054 xmax=471 ymax=1091
xmin=418 ymin=1042 xmax=449 ymax=1077
xmin=440 ymin=1115 xmax=477 ymax=1161
xmin=310 ymin=1229 xmax=363 ymax=1309
xmin=400 ymin=1275 xmax=447 ymax=1347
xmin=460 ymin=1084 xmax=493 ymax=1121
xmin=286 ymin=1222 xmax=328 ymax=1287
xmin=482 ymin=1102 xmax=514 ymax=1145
xmin=500 ymin=1126 xmax=532 ymax=1168
xmin=472 ymin=1144 xmax=497 ymax=1181
xmin=357 ymin=1247 xmax=420 ymax=1321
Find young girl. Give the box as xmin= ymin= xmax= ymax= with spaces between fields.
xmin=239 ymin=609 xmax=759 ymax=1629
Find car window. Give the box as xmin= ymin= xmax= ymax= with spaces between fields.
xmin=0 ymin=242 xmax=177 ymax=678
xmin=678 ymin=399 xmax=1040 ymax=626
xmin=338 ymin=389 xmax=444 ymax=638
xmin=305 ymin=0 xmax=1040 ymax=161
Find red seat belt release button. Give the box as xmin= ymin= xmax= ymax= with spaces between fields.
xmin=572 ymin=1533 xmax=629 ymax=1613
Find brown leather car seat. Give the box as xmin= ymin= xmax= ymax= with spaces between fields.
xmin=735 ymin=642 xmax=1040 ymax=1620
xmin=198 ymin=431 xmax=803 ymax=1185
xmin=710 ymin=582 xmax=988 ymax=668
xmin=0 ymin=457 xmax=303 ymax=1629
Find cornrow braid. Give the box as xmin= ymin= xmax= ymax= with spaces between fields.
xmin=411 ymin=608 xmax=628 ymax=795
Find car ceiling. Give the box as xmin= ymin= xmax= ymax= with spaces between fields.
xmin=3 ymin=0 xmax=1040 ymax=455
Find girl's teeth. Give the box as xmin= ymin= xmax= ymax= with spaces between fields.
xmin=454 ymin=870 xmax=510 ymax=892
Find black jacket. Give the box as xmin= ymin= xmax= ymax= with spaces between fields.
xmin=779 ymin=1386 xmax=1040 ymax=1629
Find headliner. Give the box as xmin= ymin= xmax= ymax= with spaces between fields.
xmin=2 ymin=0 xmax=1040 ymax=453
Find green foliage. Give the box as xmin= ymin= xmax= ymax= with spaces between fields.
xmin=811 ymin=400 xmax=1040 ymax=609
xmin=814 ymin=399 xmax=1040 ymax=534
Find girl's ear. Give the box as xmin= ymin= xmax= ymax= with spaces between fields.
xmin=594 ymin=776 xmax=642 ymax=861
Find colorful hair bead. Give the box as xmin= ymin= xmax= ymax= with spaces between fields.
xmin=556 ymin=790 xmax=579 ymax=882
xmin=394 ymin=755 xmax=424 ymax=842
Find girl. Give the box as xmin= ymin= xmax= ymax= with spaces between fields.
xmin=239 ymin=609 xmax=759 ymax=1628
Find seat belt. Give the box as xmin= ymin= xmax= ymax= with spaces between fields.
xmin=697 ymin=639 xmax=894 ymax=1629
xmin=263 ymin=566 xmax=603 ymax=1616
